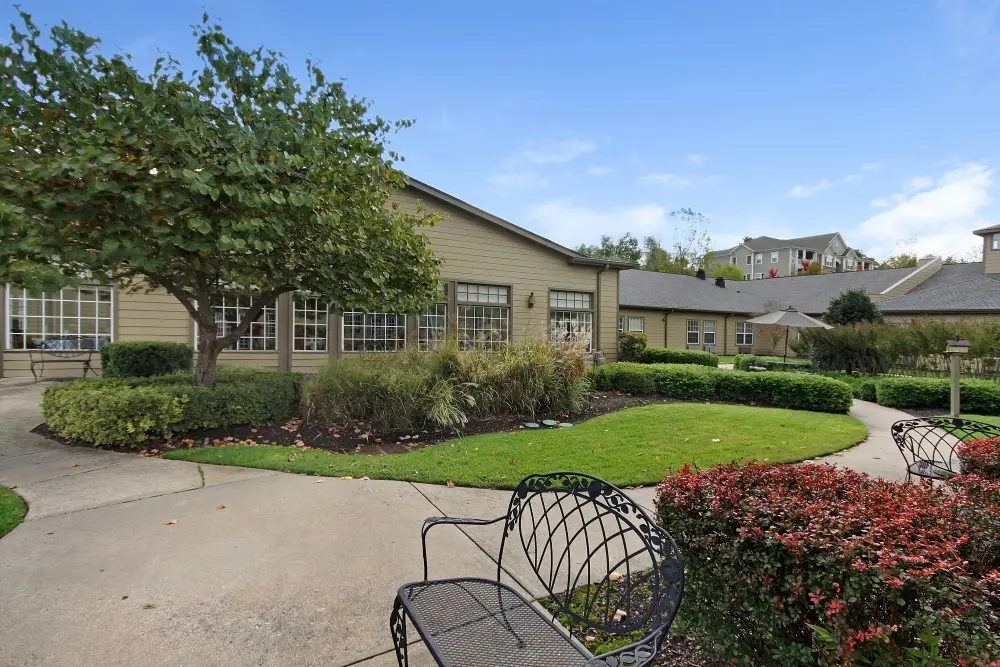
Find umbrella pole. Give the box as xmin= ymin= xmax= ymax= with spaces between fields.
xmin=783 ymin=327 xmax=789 ymax=364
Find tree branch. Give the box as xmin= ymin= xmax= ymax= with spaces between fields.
xmin=216 ymin=286 xmax=293 ymax=348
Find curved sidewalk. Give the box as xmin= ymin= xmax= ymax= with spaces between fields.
xmin=813 ymin=399 xmax=911 ymax=480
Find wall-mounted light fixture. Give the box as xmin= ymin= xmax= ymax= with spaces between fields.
xmin=527 ymin=292 xmax=536 ymax=309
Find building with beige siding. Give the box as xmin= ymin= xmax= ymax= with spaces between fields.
xmin=1 ymin=179 xmax=630 ymax=379
xmin=619 ymin=226 xmax=1000 ymax=356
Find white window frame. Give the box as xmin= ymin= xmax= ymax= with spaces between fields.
xmin=755 ymin=254 xmax=763 ymax=264
xmin=293 ymin=296 xmax=328 ymax=352
xmin=703 ymin=320 xmax=716 ymax=346
xmin=197 ymin=294 xmax=278 ymax=352
xmin=770 ymin=251 xmax=779 ymax=263
xmin=617 ymin=316 xmax=624 ymax=332
xmin=745 ymin=255 xmax=752 ymax=265
xmin=993 ymin=234 xmax=1000 ymax=251
xmin=627 ymin=316 xmax=644 ymax=333
xmin=736 ymin=322 xmax=754 ymax=346
xmin=457 ymin=282 xmax=510 ymax=351
xmin=730 ymin=257 xmax=737 ymax=265
xmin=549 ymin=290 xmax=593 ymax=352
xmin=5 ymin=284 xmax=114 ymax=350
xmin=755 ymin=273 xmax=765 ymax=280
xmin=686 ymin=319 xmax=700 ymax=345
xmin=342 ymin=312 xmax=406 ymax=352
xmin=418 ymin=303 xmax=448 ymax=351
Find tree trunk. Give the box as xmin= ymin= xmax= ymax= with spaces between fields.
xmin=194 ymin=306 xmax=221 ymax=387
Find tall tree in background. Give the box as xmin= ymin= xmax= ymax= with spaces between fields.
xmin=574 ymin=233 xmax=641 ymax=263
xmin=708 ymin=263 xmax=744 ymax=281
xmin=0 ymin=12 xmax=441 ymax=386
xmin=877 ymin=254 xmax=918 ymax=269
xmin=824 ymin=288 xmax=883 ymax=325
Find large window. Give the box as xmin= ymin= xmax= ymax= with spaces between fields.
xmin=293 ymin=297 xmax=328 ymax=351
xmin=457 ymin=282 xmax=509 ymax=350
xmin=418 ymin=303 xmax=447 ymax=351
xmin=627 ymin=316 xmax=644 ymax=333
xmin=342 ymin=312 xmax=406 ymax=352
xmin=549 ymin=290 xmax=593 ymax=351
xmin=686 ymin=320 xmax=700 ymax=345
xmin=210 ymin=295 xmax=277 ymax=351
xmin=736 ymin=321 xmax=754 ymax=346
xmin=703 ymin=320 xmax=716 ymax=346
xmin=6 ymin=285 xmax=113 ymax=350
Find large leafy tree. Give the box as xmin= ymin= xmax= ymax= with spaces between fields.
xmin=824 ymin=288 xmax=883 ymax=325
xmin=877 ymin=253 xmax=918 ymax=269
xmin=575 ymin=233 xmax=641 ymax=263
xmin=0 ymin=13 xmax=440 ymax=386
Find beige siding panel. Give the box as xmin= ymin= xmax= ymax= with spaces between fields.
xmin=663 ymin=312 xmax=725 ymax=353
xmin=214 ymin=352 xmax=280 ymax=370
xmin=117 ymin=288 xmax=191 ymax=343
xmin=984 ymin=236 xmax=1000 ymax=274
xmin=291 ymin=353 xmax=327 ymax=374
xmin=877 ymin=259 xmax=941 ymax=299
xmin=392 ymin=189 xmax=615 ymax=357
xmin=598 ymin=270 xmax=619 ymax=362
xmin=617 ymin=308 xmax=665 ymax=347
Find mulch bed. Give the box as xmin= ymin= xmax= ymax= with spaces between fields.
xmin=33 ymin=391 xmax=674 ymax=455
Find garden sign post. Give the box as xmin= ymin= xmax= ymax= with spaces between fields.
xmin=945 ymin=339 xmax=971 ymax=418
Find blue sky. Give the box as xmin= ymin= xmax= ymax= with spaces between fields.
xmin=10 ymin=1 xmax=1000 ymax=260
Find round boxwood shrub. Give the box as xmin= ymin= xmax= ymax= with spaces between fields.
xmin=100 ymin=341 xmax=193 ymax=378
xmin=618 ymin=331 xmax=648 ymax=362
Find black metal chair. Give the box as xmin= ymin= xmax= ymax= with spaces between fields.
xmin=389 ymin=472 xmax=684 ymax=667
xmin=890 ymin=417 xmax=1000 ymax=480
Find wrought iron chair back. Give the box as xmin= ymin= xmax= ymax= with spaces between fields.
xmin=497 ymin=472 xmax=684 ymax=637
xmin=38 ymin=336 xmax=97 ymax=357
xmin=890 ymin=417 xmax=1000 ymax=480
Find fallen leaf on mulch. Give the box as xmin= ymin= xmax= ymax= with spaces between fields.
xmin=165 ymin=520 xmax=177 ymax=525
xmin=215 ymin=505 xmax=226 ymax=510
xmin=446 ymin=480 xmax=455 ymax=488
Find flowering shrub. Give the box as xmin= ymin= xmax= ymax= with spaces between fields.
xmin=959 ymin=437 xmax=1000 ymax=477
xmin=656 ymin=462 xmax=1000 ymax=665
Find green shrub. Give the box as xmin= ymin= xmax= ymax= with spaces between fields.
xmin=587 ymin=362 xmax=656 ymax=394
xmin=814 ymin=371 xmax=877 ymax=401
xmin=797 ymin=326 xmax=886 ymax=375
xmin=734 ymin=354 xmax=811 ymax=372
xmin=303 ymin=340 xmax=587 ymax=429
xmin=618 ymin=331 xmax=648 ymax=362
xmin=639 ymin=347 xmax=718 ymax=367
xmin=657 ymin=463 xmax=1000 ymax=665
xmin=41 ymin=366 xmax=302 ymax=446
xmin=42 ymin=381 xmax=185 ymax=446
xmin=875 ymin=376 xmax=1000 ymax=415
xmin=99 ymin=341 xmax=192 ymax=378
xmin=590 ymin=363 xmax=852 ymax=413
xmin=733 ymin=354 xmax=756 ymax=371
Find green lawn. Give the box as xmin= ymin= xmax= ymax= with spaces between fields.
xmin=0 ymin=486 xmax=26 ymax=538
xmin=165 ymin=404 xmax=867 ymax=489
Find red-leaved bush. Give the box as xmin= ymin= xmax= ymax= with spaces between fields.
xmin=959 ymin=437 xmax=1000 ymax=477
xmin=656 ymin=462 xmax=1000 ymax=665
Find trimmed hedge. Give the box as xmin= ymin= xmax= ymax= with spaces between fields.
xmin=815 ymin=371 xmax=877 ymax=401
xmin=734 ymin=354 xmax=812 ymax=372
xmin=99 ymin=341 xmax=193 ymax=378
xmin=588 ymin=362 xmax=852 ymax=413
xmin=875 ymin=376 xmax=1000 ymax=414
xmin=640 ymin=347 xmax=718 ymax=367
xmin=41 ymin=367 xmax=303 ymax=447
xmin=618 ymin=331 xmax=648 ymax=362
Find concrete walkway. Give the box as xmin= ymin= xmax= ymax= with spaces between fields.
xmin=0 ymin=383 xmax=902 ymax=667
xmin=813 ymin=399 xmax=911 ymax=480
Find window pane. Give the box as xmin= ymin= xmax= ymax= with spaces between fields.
xmin=198 ymin=294 xmax=278 ymax=352
xmin=627 ymin=317 xmax=644 ymax=333
xmin=457 ymin=282 xmax=509 ymax=305
xmin=293 ymin=296 xmax=328 ymax=351
xmin=457 ymin=304 xmax=509 ymax=351
xmin=418 ymin=303 xmax=447 ymax=351
xmin=549 ymin=310 xmax=593 ymax=352
xmin=6 ymin=284 xmax=114 ymax=350
xmin=341 ymin=312 xmax=405 ymax=352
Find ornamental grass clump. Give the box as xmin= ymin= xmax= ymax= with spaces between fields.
xmin=656 ymin=462 xmax=1000 ymax=665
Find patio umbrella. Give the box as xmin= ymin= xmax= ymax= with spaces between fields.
xmin=746 ymin=306 xmax=833 ymax=364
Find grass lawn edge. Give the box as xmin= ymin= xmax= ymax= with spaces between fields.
xmin=165 ymin=403 xmax=868 ymax=490
xmin=0 ymin=485 xmax=27 ymax=538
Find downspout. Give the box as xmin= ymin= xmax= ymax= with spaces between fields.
xmin=663 ymin=309 xmax=673 ymax=347
xmin=723 ymin=313 xmax=730 ymax=355
xmin=595 ymin=263 xmax=609 ymax=362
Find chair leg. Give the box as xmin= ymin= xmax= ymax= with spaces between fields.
xmin=389 ymin=596 xmax=408 ymax=667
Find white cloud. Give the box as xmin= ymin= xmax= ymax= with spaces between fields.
xmin=854 ymin=163 xmax=997 ymax=259
xmin=640 ymin=173 xmax=694 ymax=188
xmin=788 ymin=179 xmax=834 ymax=198
xmin=687 ymin=153 xmax=708 ymax=166
xmin=528 ymin=199 xmax=669 ymax=247
xmin=587 ymin=165 xmax=612 ymax=177
xmin=520 ymin=139 xmax=596 ymax=164
xmin=488 ymin=170 xmax=548 ymax=191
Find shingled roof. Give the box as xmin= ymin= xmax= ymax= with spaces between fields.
xmin=709 ymin=232 xmax=842 ymax=255
xmin=619 ymin=263 xmax=1000 ymax=315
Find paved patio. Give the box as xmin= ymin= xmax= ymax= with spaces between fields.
xmin=0 ymin=381 xmax=905 ymax=666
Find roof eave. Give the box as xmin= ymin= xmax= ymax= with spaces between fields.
xmin=568 ymin=257 xmax=637 ymax=269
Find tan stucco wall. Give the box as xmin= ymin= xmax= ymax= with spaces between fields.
xmin=2 ymin=186 xmax=618 ymax=377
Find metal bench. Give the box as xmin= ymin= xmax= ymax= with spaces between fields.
xmin=28 ymin=336 xmax=98 ymax=381
xmin=890 ymin=416 xmax=1000 ymax=480
xmin=390 ymin=472 xmax=684 ymax=667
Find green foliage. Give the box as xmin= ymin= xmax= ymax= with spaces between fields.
xmin=824 ymin=288 xmax=883 ymax=325
xmin=100 ymin=341 xmax=193 ymax=377
xmin=0 ymin=486 xmax=28 ymax=538
xmin=40 ymin=367 xmax=302 ymax=446
xmin=42 ymin=381 xmax=185 ymax=446
xmin=878 ymin=253 xmax=918 ymax=269
xmin=734 ymin=354 xmax=812 ymax=372
xmin=708 ymin=263 xmax=745 ymax=281
xmin=0 ymin=13 xmax=441 ymax=386
xmin=639 ymin=347 xmax=719 ymax=367
xmin=575 ymin=233 xmax=641 ymax=264
xmin=874 ymin=376 xmax=1000 ymax=414
xmin=815 ymin=372 xmax=877 ymax=401
xmin=618 ymin=331 xmax=648 ymax=362
xmin=303 ymin=340 xmax=588 ymax=429
xmin=588 ymin=363 xmax=852 ymax=413
xmin=796 ymin=326 xmax=886 ymax=374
